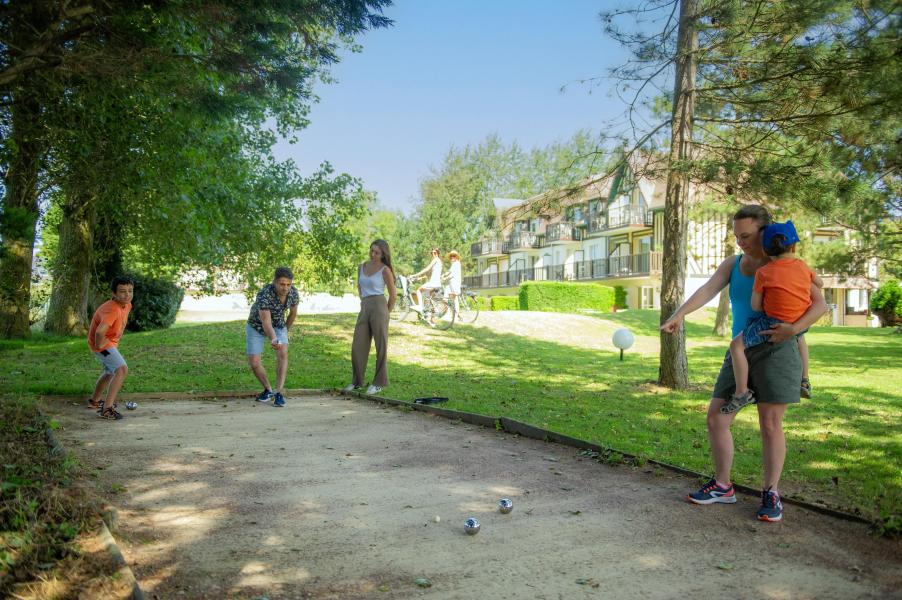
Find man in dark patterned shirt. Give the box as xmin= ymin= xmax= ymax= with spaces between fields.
xmin=246 ymin=266 xmax=300 ymax=407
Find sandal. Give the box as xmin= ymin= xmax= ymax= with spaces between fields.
xmin=99 ymin=405 xmax=123 ymax=420
xmin=721 ymin=389 xmax=756 ymax=414
xmin=88 ymin=398 xmax=103 ymax=410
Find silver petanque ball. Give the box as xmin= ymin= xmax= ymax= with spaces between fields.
xmin=498 ymin=498 xmax=513 ymax=514
xmin=125 ymin=401 xmax=138 ymax=410
xmin=464 ymin=517 xmax=481 ymax=535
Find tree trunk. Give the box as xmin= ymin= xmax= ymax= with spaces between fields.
xmin=713 ymin=228 xmax=735 ymax=336
xmin=658 ymin=0 xmax=698 ymax=389
xmin=44 ymin=194 xmax=96 ymax=335
xmin=90 ymin=209 xmax=125 ymax=312
xmin=0 ymin=90 xmax=43 ymax=338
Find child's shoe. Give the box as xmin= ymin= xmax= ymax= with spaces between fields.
xmin=800 ymin=378 xmax=812 ymax=399
xmin=99 ymin=406 xmax=123 ymax=420
xmin=721 ymin=389 xmax=756 ymax=414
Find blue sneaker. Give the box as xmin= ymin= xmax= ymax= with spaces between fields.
xmin=687 ymin=478 xmax=737 ymax=505
xmin=757 ymin=488 xmax=784 ymax=522
xmin=273 ymin=392 xmax=285 ymax=407
xmin=256 ymin=389 xmax=273 ymax=403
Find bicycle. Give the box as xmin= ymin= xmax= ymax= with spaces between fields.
xmin=391 ymin=275 xmax=455 ymax=330
xmin=445 ymin=285 xmax=480 ymax=324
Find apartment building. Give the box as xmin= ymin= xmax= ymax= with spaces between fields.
xmin=466 ymin=162 xmax=877 ymax=325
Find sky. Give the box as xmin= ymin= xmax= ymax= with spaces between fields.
xmin=273 ymin=1 xmax=636 ymax=213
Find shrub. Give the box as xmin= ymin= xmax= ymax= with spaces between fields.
xmin=518 ymin=281 xmax=615 ymax=313
xmin=491 ymin=295 xmax=521 ymax=311
xmin=474 ymin=295 xmax=491 ymax=311
xmin=126 ymin=274 xmax=185 ymax=332
xmin=614 ymin=286 xmax=628 ymax=310
xmin=870 ymin=280 xmax=902 ymax=327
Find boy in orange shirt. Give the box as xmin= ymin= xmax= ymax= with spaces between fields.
xmin=87 ymin=276 xmax=134 ymax=420
xmin=722 ymin=221 xmax=821 ymax=414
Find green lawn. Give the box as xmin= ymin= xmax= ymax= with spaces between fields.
xmin=1 ymin=310 xmax=899 ymax=530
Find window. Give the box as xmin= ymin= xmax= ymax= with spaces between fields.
xmin=845 ymin=289 xmax=869 ymax=315
xmin=567 ymin=205 xmax=585 ymax=222
xmin=635 ymin=235 xmax=652 ymax=255
xmin=640 ymin=286 xmax=656 ymax=309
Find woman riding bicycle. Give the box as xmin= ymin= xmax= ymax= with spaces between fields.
xmin=409 ymin=247 xmax=443 ymax=313
xmin=442 ymin=250 xmax=462 ymax=314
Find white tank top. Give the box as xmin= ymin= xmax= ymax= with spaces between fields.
xmin=359 ymin=264 xmax=386 ymax=298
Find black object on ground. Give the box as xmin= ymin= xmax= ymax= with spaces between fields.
xmin=414 ymin=397 xmax=449 ymax=405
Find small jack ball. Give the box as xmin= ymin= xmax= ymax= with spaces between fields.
xmin=464 ymin=517 xmax=480 ymax=535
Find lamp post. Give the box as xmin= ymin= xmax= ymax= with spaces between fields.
xmin=612 ymin=328 xmax=635 ymax=361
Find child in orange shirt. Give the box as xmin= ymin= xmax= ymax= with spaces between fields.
xmin=722 ymin=221 xmax=821 ymax=414
xmin=87 ymin=276 xmax=134 ymax=420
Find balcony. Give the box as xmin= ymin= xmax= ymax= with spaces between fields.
xmin=470 ymin=238 xmax=505 ymax=257
xmin=464 ymin=251 xmax=663 ymax=289
xmin=506 ymin=231 xmax=542 ymax=251
xmin=545 ymin=222 xmax=583 ymax=244
xmin=587 ymin=207 xmax=653 ymax=234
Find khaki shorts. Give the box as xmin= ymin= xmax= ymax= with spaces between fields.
xmin=712 ymin=338 xmax=802 ymax=404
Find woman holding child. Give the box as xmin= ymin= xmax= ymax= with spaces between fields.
xmin=660 ymin=205 xmax=827 ymax=522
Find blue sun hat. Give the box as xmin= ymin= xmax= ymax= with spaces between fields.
xmin=763 ymin=220 xmax=801 ymax=251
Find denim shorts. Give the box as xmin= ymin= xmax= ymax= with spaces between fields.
xmin=94 ymin=347 xmax=127 ymax=375
xmin=245 ymin=324 xmax=288 ymax=355
xmin=743 ymin=314 xmax=784 ymax=347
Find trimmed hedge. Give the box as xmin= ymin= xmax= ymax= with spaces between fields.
xmin=126 ymin=274 xmax=185 ymax=332
xmin=518 ymin=281 xmax=615 ymax=313
xmin=491 ymin=295 xmax=521 ymax=311
xmin=614 ymin=285 xmax=628 ymax=310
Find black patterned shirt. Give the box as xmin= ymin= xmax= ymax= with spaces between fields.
xmin=247 ymin=283 xmax=300 ymax=335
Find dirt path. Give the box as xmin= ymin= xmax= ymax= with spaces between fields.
xmin=49 ymin=394 xmax=900 ymax=600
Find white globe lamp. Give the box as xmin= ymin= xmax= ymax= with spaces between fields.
xmin=612 ymin=328 xmax=635 ymax=361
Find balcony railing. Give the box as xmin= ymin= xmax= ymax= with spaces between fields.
xmin=470 ymin=238 xmax=504 ymax=257
xmin=545 ymin=222 xmax=583 ymax=243
xmin=463 ymin=251 xmax=663 ymax=289
xmin=588 ymin=207 xmax=653 ymax=234
xmin=506 ymin=231 xmax=542 ymax=251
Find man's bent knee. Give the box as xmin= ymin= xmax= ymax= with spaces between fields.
xmin=115 ymin=365 xmax=128 ymax=377
xmin=248 ymin=354 xmax=262 ymax=368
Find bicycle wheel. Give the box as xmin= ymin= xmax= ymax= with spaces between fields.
xmin=390 ymin=295 xmax=412 ymax=322
xmin=456 ymin=293 xmax=480 ymax=324
xmin=425 ymin=298 xmax=455 ymax=330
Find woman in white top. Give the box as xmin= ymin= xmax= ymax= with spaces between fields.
xmin=410 ymin=247 xmax=443 ymax=312
xmin=344 ymin=239 xmax=397 ymax=395
xmin=442 ymin=250 xmax=463 ymax=313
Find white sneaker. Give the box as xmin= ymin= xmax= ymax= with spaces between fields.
xmin=365 ymin=385 xmax=383 ymax=395
xmin=341 ymin=384 xmax=357 ymax=393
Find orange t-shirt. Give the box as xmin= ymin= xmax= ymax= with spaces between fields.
xmin=87 ymin=300 xmax=131 ymax=352
xmin=753 ymin=257 xmax=815 ymax=323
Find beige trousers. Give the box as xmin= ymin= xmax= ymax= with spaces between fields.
xmin=351 ymin=295 xmax=389 ymax=387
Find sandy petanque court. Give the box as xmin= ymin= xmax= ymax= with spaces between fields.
xmin=47 ymin=392 xmax=901 ymax=600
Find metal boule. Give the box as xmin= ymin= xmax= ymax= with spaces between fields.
xmin=464 ymin=517 xmax=480 ymax=535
